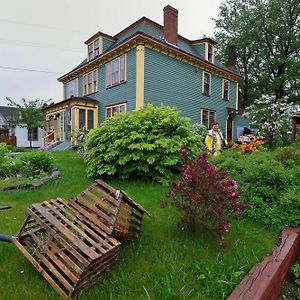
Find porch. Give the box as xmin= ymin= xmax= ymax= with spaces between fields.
xmin=42 ymin=97 xmax=98 ymax=147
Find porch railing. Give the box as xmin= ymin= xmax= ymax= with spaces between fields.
xmin=0 ymin=136 xmax=17 ymax=146
xmin=42 ymin=131 xmax=55 ymax=147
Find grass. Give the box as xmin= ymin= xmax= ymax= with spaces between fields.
xmin=0 ymin=151 xmax=279 ymax=300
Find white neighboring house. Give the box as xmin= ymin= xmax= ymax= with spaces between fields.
xmin=0 ymin=106 xmax=44 ymax=148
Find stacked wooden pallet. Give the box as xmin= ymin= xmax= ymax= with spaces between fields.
xmin=13 ymin=180 xmax=150 ymax=299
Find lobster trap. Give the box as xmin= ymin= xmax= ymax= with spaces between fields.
xmin=13 ymin=180 xmax=150 ymax=299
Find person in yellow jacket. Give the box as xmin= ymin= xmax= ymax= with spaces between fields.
xmin=205 ymin=121 xmax=227 ymax=156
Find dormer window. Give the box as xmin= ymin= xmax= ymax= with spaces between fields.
xmin=208 ymin=44 xmax=213 ymax=63
xmin=88 ymin=38 xmax=100 ymax=61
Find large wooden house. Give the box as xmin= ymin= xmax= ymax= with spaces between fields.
xmin=44 ymin=5 xmax=249 ymax=146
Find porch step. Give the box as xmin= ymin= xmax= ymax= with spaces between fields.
xmin=49 ymin=140 xmax=72 ymax=151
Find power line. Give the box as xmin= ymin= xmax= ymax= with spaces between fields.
xmin=0 ymin=65 xmax=63 ymax=74
xmin=0 ymin=38 xmax=83 ymax=53
xmin=0 ymin=18 xmax=89 ymax=35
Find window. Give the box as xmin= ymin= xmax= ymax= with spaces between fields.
xmin=66 ymin=78 xmax=78 ymax=98
xmin=105 ymin=103 xmax=126 ymax=119
xmin=28 ymin=128 xmax=38 ymax=141
xmin=208 ymin=44 xmax=214 ymax=62
xmin=83 ymin=69 xmax=98 ymax=95
xmin=202 ymin=72 xmax=211 ymax=96
xmin=106 ymin=54 xmax=126 ymax=87
xmin=222 ymin=79 xmax=229 ymax=100
xmin=87 ymin=110 xmax=94 ymax=129
xmin=79 ymin=109 xmax=86 ymax=129
xmin=88 ymin=39 xmax=100 ymax=60
xmin=201 ymin=109 xmax=216 ymax=129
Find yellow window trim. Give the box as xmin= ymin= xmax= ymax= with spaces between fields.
xmin=222 ymin=79 xmax=230 ymax=100
xmin=83 ymin=68 xmax=98 ymax=96
xmin=105 ymin=102 xmax=127 ymax=120
xmin=200 ymin=108 xmax=217 ymax=128
xmin=205 ymin=43 xmax=214 ymax=63
xmin=202 ymin=71 xmax=211 ymax=96
xmin=87 ymin=37 xmax=103 ymax=61
xmin=106 ymin=54 xmax=127 ymax=88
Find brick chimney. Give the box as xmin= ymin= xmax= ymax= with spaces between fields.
xmin=228 ymin=44 xmax=237 ymax=73
xmin=163 ymin=5 xmax=178 ymax=45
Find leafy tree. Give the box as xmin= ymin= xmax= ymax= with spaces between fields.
xmin=6 ymin=97 xmax=50 ymax=147
xmin=214 ymin=0 xmax=300 ymax=106
xmin=246 ymin=95 xmax=293 ymax=147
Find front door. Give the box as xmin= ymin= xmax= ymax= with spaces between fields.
xmin=227 ymin=117 xmax=233 ymax=142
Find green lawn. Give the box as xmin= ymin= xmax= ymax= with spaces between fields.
xmin=0 ymin=151 xmax=279 ymax=300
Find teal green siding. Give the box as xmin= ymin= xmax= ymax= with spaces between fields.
xmin=144 ymin=47 xmax=237 ymax=133
xmin=192 ymin=43 xmax=205 ymax=59
xmin=84 ymin=48 xmax=137 ymax=122
xmin=103 ymin=38 xmax=114 ymax=52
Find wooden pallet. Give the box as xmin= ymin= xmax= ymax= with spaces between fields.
xmin=13 ymin=197 xmax=120 ymax=299
xmin=71 ymin=179 xmax=151 ymax=240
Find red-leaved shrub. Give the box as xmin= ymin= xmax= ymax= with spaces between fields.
xmin=163 ymin=147 xmax=249 ymax=247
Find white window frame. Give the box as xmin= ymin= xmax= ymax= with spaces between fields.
xmin=106 ymin=54 xmax=126 ymax=87
xmin=83 ymin=69 xmax=98 ymax=96
xmin=201 ymin=109 xmax=216 ymax=129
xmin=202 ymin=72 xmax=211 ymax=96
xmin=222 ymin=79 xmax=230 ymax=100
xmin=105 ymin=102 xmax=126 ymax=120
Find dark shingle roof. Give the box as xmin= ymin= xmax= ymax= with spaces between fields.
xmin=0 ymin=106 xmax=17 ymax=120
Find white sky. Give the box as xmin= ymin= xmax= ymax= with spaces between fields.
xmin=0 ymin=0 xmax=223 ymax=105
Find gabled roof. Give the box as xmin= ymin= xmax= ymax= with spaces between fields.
xmin=0 ymin=106 xmax=17 ymax=120
xmin=58 ymin=16 xmax=241 ymax=83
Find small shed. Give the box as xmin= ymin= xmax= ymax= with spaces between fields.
xmin=13 ymin=180 xmax=150 ymax=299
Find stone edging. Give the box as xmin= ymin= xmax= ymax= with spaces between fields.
xmin=228 ymin=227 xmax=300 ymax=300
xmin=2 ymin=170 xmax=60 ymax=191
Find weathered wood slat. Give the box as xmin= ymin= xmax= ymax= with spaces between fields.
xmin=28 ymin=231 xmax=79 ymax=284
xmin=26 ymin=208 xmax=89 ymax=267
xmin=13 ymin=238 xmax=70 ymax=300
xmin=32 ymin=203 xmax=99 ymax=260
xmin=67 ymin=201 xmax=112 ymax=238
xmin=43 ymin=200 xmax=108 ymax=255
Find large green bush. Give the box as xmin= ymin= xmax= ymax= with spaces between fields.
xmin=0 ymin=143 xmax=14 ymax=178
xmin=18 ymin=151 xmax=54 ymax=177
xmin=85 ymin=104 xmax=203 ymax=183
xmin=211 ymin=146 xmax=300 ymax=229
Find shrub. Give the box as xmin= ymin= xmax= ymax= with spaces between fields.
xmin=0 ymin=143 xmax=15 ymax=178
xmin=211 ymin=148 xmax=299 ymax=230
xmin=292 ymin=263 xmax=300 ymax=286
xmin=18 ymin=151 xmax=54 ymax=177
xmin=273 ymin=145 xmax=300 ymax=168
xmin=162 ymin=148 xmax=248 ymax=247
xmin=71 ymin=127 xmax=89 ymax=156
xmin=85 ymin=104 xmax=203 ymax=183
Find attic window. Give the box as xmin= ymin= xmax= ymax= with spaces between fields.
xmin=88 ymin=38 xmax=100 ymax=60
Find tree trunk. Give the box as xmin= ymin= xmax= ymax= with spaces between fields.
xmin=268 ymin=133 xmax=274 ymax=148
xmin=29 ymin=130 xmax=32 ymax=148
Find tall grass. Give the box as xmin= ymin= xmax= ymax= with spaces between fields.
xmin=0 ymin=151 xmax=278 ymax=300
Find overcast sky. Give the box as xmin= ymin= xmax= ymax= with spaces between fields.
xmin=0 ymin=0 xmax=223 ymax=106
